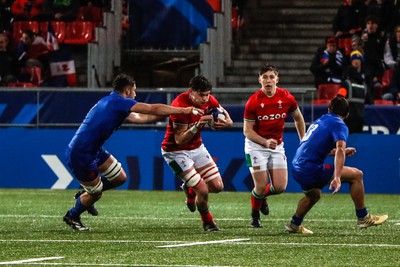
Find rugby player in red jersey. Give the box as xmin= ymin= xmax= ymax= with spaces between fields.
xmin=161 ymin=75 xmax=233 ymax=231
xmin=243 ymin=64 xmax=306 ymax=228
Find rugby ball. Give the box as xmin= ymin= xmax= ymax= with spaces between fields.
xmin=208 ymin=107 xmax=225 ymax=130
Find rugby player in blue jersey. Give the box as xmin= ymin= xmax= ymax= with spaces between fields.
xmin=286 ymin=96 xmax=388 ymax=234
xmin=63 ymin=74 xmax=203 ymax=231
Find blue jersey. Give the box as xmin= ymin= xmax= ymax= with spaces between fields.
xmin=68 ymin=91 xmax=137 ymax=154
xmin=292 ymin=113 xmax=348 ymax=171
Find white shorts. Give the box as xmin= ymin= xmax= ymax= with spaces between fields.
xmin=161 ymin=144 xmax=215 ymax=175
xmin=244 ymin=138 xmax=287 ymax=173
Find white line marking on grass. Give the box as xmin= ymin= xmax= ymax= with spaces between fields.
xmin=0 ymin=240 xmax=182 ymax=244
xmin=23 ymin=263 xmax=239 ymax=267
xmin=1 ymin=239 xmax=398 ymax=249
xmin=233 ymin=242 xmax=400 ymax=248
xmin=0 ymin=214 xmax=380 ymax=223
xmin=156 ymin=238 xmax=250 ymax=248
xmin=0 ymin=256 xmax=63 ymax=265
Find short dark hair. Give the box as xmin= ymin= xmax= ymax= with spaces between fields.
xmin=189 ymin=75 xmax=212 ymax=92
xmin=365 ymin=15 xmax=379 ymax=24
xmin=328 ymin=96 xmax=349 ymax=117
xmin=22 ymin=29 xmax=35 ymax=39
xmin=112 ymin=74 xmax=135 ymax=92
xmin=259 ymin=64 xmax=278 ymax=76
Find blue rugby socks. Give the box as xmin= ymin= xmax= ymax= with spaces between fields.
xmin=356 ymin=207 xmax=368 ymax=220
xmin=291 ymin=215 xmax=304 ymax=227
xmin=69 ymin=197 xmax=87 ymax=218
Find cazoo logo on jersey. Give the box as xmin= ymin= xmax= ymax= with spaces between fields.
xmin=257 ymin=113 xmax=287 ymax=121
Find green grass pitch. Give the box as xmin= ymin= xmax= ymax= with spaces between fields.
xmin=0 ymin=189 xmax=399 ymax=266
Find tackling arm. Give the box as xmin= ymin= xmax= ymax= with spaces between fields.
xmin=130 ymin=103 xmax=203 ymax=116
xmin=125 ymin=112 xmax=165 ymax=124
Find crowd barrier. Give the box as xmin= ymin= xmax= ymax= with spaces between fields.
xmin=1 ymin=88 xmax=400 ymax=134
xmin=0 ymin=128 xmax=399 ymax=193
xmin=1 ymin=87 xmax=399 ymax=193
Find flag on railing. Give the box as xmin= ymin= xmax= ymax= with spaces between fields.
xmin=46 ymin=22 xmax=59 ymax=51
xmin=48 ymin=49 xmax=77 ymax=87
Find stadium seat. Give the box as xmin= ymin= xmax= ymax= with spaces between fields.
xmin=12 ymin=21 xmax=40 ymax=44
xmin=6 ymin=82 xmax=36 ymax=88
xmin=338 ymin=37 xmax=352 ymax=56
xmin=20 ymin=66 xmax=42 ymax=86
xmin=77 ymin=6 xmax=104 ymax=26
xmin=312 ymin=84 xmax=341 ymax=105
xmin=40 ymin=22 xmax=66 ymax=44
xmin=63 ymin=21 xmax=93 ymax=45
xmin=312 ymin=99 xmax=331 ymax=105
xmin=317 ymin=83 xmax=341 ymax=100
xmin=374 ymin=99 xmax=394 ymax=105
xmin=381 ymin=69 xmax=394 ymax=88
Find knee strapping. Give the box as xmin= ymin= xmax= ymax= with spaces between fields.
xmin=182 ymin=168 xmax=201 ymax=188
xmin=83 ymin=180 xmax=103 ymax=195
xmin=102 ymin=159 xmax=122 ymax=182
xmin=198 ymin=164 xmax=219 ymax=183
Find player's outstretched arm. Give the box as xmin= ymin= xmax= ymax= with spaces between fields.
xmin=130 ymin=103 xmax=203 ymax=116
xmin=125 ymin=112 xmax=165 ymax=124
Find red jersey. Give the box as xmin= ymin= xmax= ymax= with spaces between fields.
xmin=161 ymin=91 xmax=220 ymax=152
xmin=244 ymin=87 xmax=298 ymax=144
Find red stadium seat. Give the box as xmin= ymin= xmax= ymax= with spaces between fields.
xmin=77 ymin=6 xmax=103 ymax=26
xmin=381 ymin=69 xmax=394 ymax=88
xmin=317 ymin=83 xmax=340 ymax=100
xmin=40 ymin=21 xmax=66 ymax=44
xmin=312 ymin=84 xmax=341 ymax=105
xmin=6 ymin=82 xmax=37 ymax=88
xmin=20 ymin=66 xmax=42 ymax=86
xmin=374 ymin=100 xmax=394 ymax=105
xmin=312 ymin=99 xmax=331 ymax=105
xmin=12 ymin=21 xmax=40 ymax=44
xmin=338 ymin=37 xmax=352 ymax=56
xmin=64 ymin=21 xmax=93 ymax=45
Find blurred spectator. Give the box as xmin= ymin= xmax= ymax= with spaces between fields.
xmin=17 ymin=29 xmax=49 ymax=69
xmin=361 ymin=15 xmax=385 ymax=104
xmin=364 ymin=0 xmax=394 ymax=37
xmin=0 ymin=33 xmax=19 ymax=85
xmin=338 ymin=50 xmax=367 ymax=133
xmin=333 ymin=0 xmax=366 ymax=38
xmin=310 ymin=37 xmax=346 ymax=89
xmin=43 ymin=0 xmax=80 ymax=22
xmin=11 ymin=0 xmax=48 ymax=21
xmin=383 ymin=0 xmax=400 ymax=38
xmin=0 ymin=0 xmax=13 ymax=33
xmin=351 ymin=34 xmax=365 ymax=54
xmin=383 ymin=24 xmax=400 ymax=103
